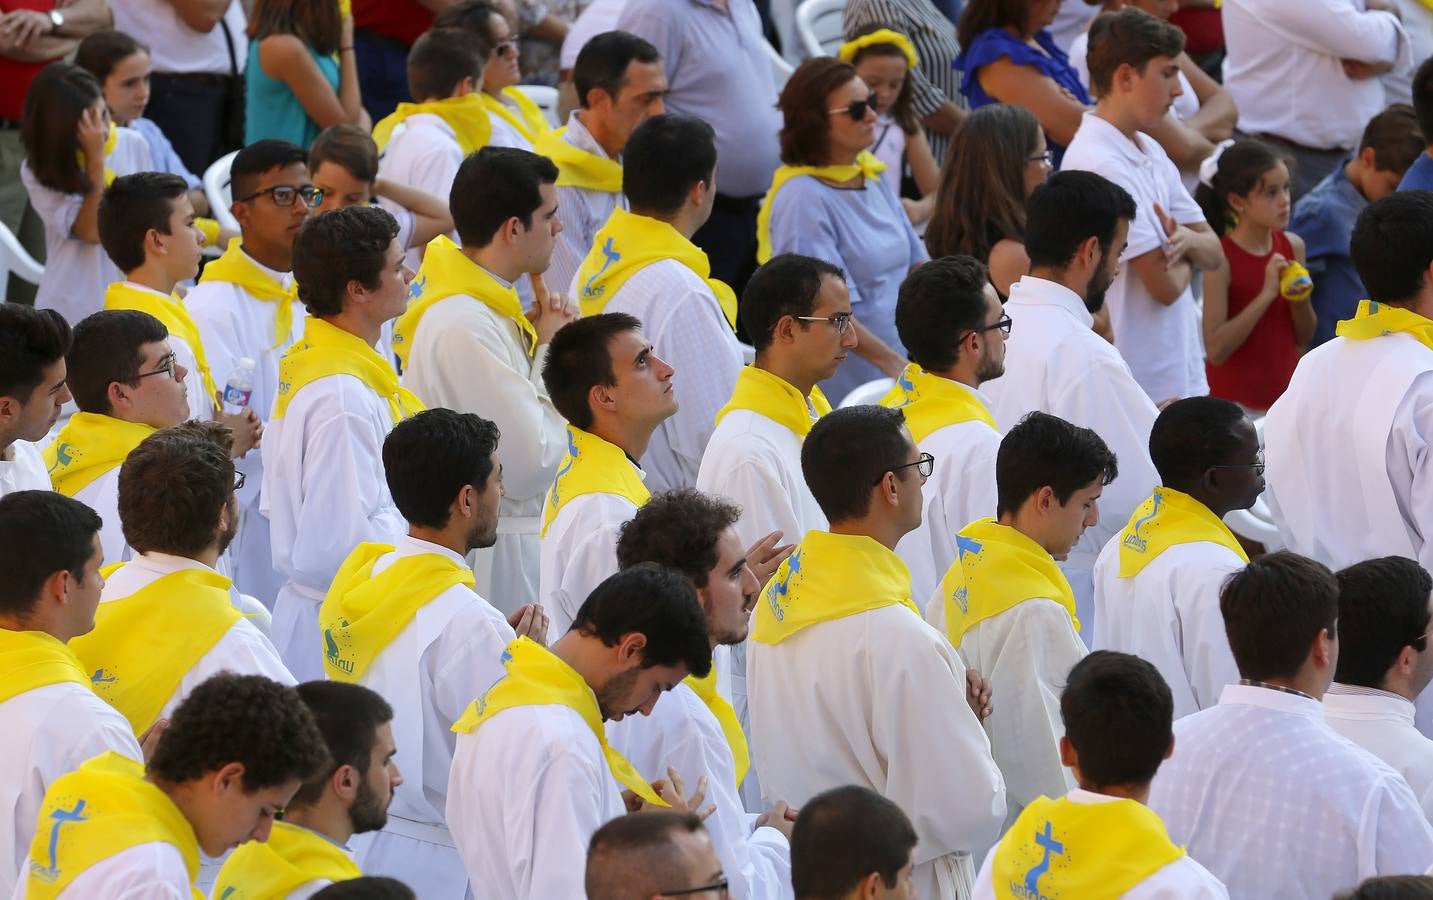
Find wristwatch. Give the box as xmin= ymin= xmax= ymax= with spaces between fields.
xmin=47 ymin=8 xmax=64 ymax=31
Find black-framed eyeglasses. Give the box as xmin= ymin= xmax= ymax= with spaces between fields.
xmin=233 ymin=470 xmax=246 ymax=492
xmin=1209 ymin=451 xmax=1265 ymax=477
xmin=236 ymin=184 xmax=323 ymax=208
xmin=963 ymin=313 xmax=1012 ymax=341
xmin=880 ymin=451 xmax=935 ymax=484
xmin=131 ymin=351 xmax=182 ymax=384
xmin=795 ymin=312 xmax=854 ymax=335
xmin=661 ymin=878 xmax=729 ymax=898
xmin=828 ymin=97 xmax=877 ymax=121
xmin=1028 ymin=150 xmax=1054 ymax=166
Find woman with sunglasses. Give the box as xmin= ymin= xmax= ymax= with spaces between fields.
xmin=435 ymin=2 xmax=550 ymax=151
xmin=758 ymin=57 xmax=927 ymax=403
xmin=246 ymin=0 xmax=370 ymax=148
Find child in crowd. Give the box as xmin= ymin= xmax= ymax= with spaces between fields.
xmin=1197 ymin=140 xmax=1314 ymax=412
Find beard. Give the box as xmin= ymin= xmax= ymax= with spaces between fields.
xmin=594 ymin=666 xmax=641 ymax=721
xmin=1085 ymin=256 xmax=1118 ymax=314
xmin=216 ymin=495 xmax=240 ymax=556
xmin=464 ymin=514 xmax=498 ymax=553
xmin=975 ymin=349 xmax=1005 ymax=383
xmin=348 ymin=775 xmax=391 ymax=835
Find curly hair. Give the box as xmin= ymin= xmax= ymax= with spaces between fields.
xmin=616 ymin=489 xmax=741 ymax=590
xmin=292 ymin=205 xmax=400 ymax=318
xmin=119 ymin=420 xmax=235 ymax=557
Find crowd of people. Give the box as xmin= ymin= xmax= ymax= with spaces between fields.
xmin=7 ymin=0 xmax=1433 ymax=897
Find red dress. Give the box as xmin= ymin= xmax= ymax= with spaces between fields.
xmin=1205 ymin=230 xmax=1300 ymax=411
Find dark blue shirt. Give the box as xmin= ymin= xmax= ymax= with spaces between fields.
xmin=1289 ymin=161 xmax=1367 ymax=348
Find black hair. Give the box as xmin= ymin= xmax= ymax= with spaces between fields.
xmin=1061 ymin=650 xmax=1173 ymax=788
xmin=573 ymin=30 xmax=661 ymax=109
xmin=450 ymin=146 xmax=558 ymax=248
xmin=1148 ymin=396 xmax=1249 ymax=491
xmin=1413 ymin=58 xmax=1433 ymax=149
xmin=230 ymin=138 xmax=310 ymax=204
xmin=120 ymin=421 xmax=235 ymax=557
xmin=288 ymin=681 xmax=395 ymax=810
xmin=407 ymin=28 xmax=482 ymax=102
xmin=21 ymin=62 xmax=104 ymax=195
xmin=569 ymin=562 xmax=712 ymax=676
xmin=0 ymin=304 xmax=71 ymax=403
xmin=617 ymin=489 xmax=741 ymax=590
xmin=66 ymin=309 xmax=168 ymax=415
xmin=741 ymin=254 xmax=846 ymax=353
xmin=1025 ymin=170 xmax=1137 ymax=270
xmin=996 ymin=412 xmax=1118 ymax=517
xmin=1351 ymin=190 xmax=1433 ymax=305
xmin=1335 ymin=877 xmax=1433 ymax=900
xmin=292 ymin=205 xmax=400 ymax=318
xmin=99 ymin=171 xmax=191 ymax=274
xmin=586 ymin=812 xmax=707 ymax=900
xmin=790 ymin=785 xmax=917 ymax=898
xmin=542 ymin=312 xmax=643 ymax=429
xmin=1334 ymin=557 xmax=1433 ymax=688
xmin=622 ymin=114 xmax=717 ymax=217
xmin=0 ymin=491 xmax=102 ymax=620
xmin=1220 ymin=551 xmax=1340 ymax=682
xmin=1194 ymin=140 xmax=1287 ymax=236
xmin=383 ymin=408 xmax=501 ymax=528
xmin=801 ymin=405 xmax=911 ymax=523
xmin=432 ymin=0 xmax=507 ymax=48
xmin=896 ymin=255 xmax=991 ymax=372
xmin=312 ymin=878 xmax=417 ymax=900
xmin=1085 ymin=7 xmax=1185 ymax=99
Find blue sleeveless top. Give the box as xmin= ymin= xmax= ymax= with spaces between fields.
xmin=244 ymin=39 xmax=340 ymax=148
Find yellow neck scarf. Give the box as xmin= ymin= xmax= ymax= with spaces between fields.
xmin=70 ymin=565 xmax=242 ymax=735
xmin=273 ymin=317 xmax=425 ymax=423
xmin=752 ymin=530 xmax=920 ymax=645
xmin=43 ymin=412 xmax=155 ymax=498
xmin=941 ymin=518 xmax=1078 ymax=646
xmin=1335 ymin=299 xmax=1433 ymax=351
xmin=211 ymin=821 xmax=360 ymax=900
xmin=372 ymin=93 xmax=493 ymax=155
xmin=104 ymin=282 xmax=220 ymax=406
xmin=24 ymin=752 xmax=202 ymax=900
xmin=714 ymin=365 xmax=831 ymax=437
xmin=396 ymin=235 xmax=537 ymax=368
xmin=683 ymin=667 xmax=750 ymax=787
xmin=991 ymin=794 xmax=1185 ymax=900
xmin=534 ymin=125 xmax=623 ymax=193
xmin=1117 ymin=487 xmax=1248 ymax=579
xmin=756 ymin=151 xmax=886 ymax=264
xmin=452 ymin=636 xmax=668 ymax=806
xmin=320 ymin=542 xmax=477 ymax=682
xmin=77 ymin=122 xmax=119 ymax=187
xmin=576 ymin=207 xmax=738 ymax=328
xmin=198 ymin=238 xmax=298 ymax=349
xmin=540 ymin=426 xmax=650 ymax=538
xmin=882 ymin=364 xmax=998 ymax=442
xmin=0 ymin=629 xmax=90 ymax=705
xmin=482 ymin=88 xmax=550 ymax=145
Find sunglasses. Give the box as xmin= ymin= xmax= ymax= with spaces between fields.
xmin=828 ymin=97 xmax=877 ymax=121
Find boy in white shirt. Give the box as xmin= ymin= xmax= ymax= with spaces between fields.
xmin=0 ymin=306 xmax=71 ymax=500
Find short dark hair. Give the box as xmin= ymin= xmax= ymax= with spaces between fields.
xmin=230 ymin=139 xmax=310 ymax=205
xmin=996 ymin=412 xmax=1118 ymax=517
xmin=585 ymin=812 xmax=707 ymax=900
xmin=1085 ymin=8 xmax=1185 ymax=98
xmin=1351 ymin=191 xmax=1433 ymax=306
xmin=0 ymin=491 xmax=102 ymax=620
xmin=569 ymin=562 xmax=712 ymax=676
xmin=779 ymin=57 xmax=859 ymax=167
xmin=119 ymin=421 xmax=234 ymax=556
xmin=312 ymin=878 xmax=417 ymax=900
xmin=802 ymin=405 xmax=911 ymax=523
xmin=542 ymin=312 xmax=642 ymax=429
xmin=1334 ymin=557 xmax=1433 ymax=688
xmin=1061 ymin=651 xmax=1173 ymax=788
xmin=99 ymin=172 xmax=191 ymax=274
xmin=383 ymin=408 xmax=501 ymax=528
xmin=741 ymin=254 xmax=846 ymax=352
xmin=1414 ymin=57 xmax=1433 ymax=147
xmin=288 ymin=681 xmax=395 ymax=810
xmin=574 ymin=30 xmax=661 ymax=109
xmin=407 ymin=28 xmax=482 ymax=101
xmin=616 ymin=489 xmax=741 ymax=590
xmin=309 ymin=124 xmax=379 ymax=184
xmin=66 ymin=310 xmax=168 ymax=415
xmin=450 ymin=146 xmax=559 ymax=248
xmin=791 ymin=786 xmax=917 ymax=899
xmin=75 ymin=29 xmax=147 ymax=85
xmin=1360 ymin=103 xmax=1424 ymax=175
xmin=1336 ymin=876 xmax=1433 ymax=900
xmin=1025 ymin=170 xmax=1137 ymax=270
xmin=147 ymin=673 xmax=329 ymax=792
xmin=622 ymin=114 xmax=717 ymax=217
xmin=896 ymin=256 xmax=991 ymax=372
xmin=1193 ymin=139 xmax=1287 ymax=237
xmin=293 ymin=205 xmax=400 ymax=317
xmin=1220 ymin=551 xmax=1339 ymax=682
xmin=21 ymin=62 xmax=105 ymax=195
xmin=0 ymin=304 xmax=71 ymax=403
xmin=432 ymin=0 xmax=507 ymax=48
xmin=1148 ymin=396 xmax=1248 ymax=490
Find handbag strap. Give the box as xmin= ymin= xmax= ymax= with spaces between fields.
xmin=219 ymin=13 xmax=239 ymax=78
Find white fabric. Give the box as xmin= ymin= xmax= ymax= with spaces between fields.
xmin=377 ymin=115 xmax=464 ymax=273
xmin=748 ymin=603 xmax=1007 ymax=900
xmin=538 ymin=468 xmax=643 ymax=642
xmin=10 ymin=841 xmax=191 ymax=899
xmin=871 ymin=112 xmax=908 ymax=203
xmin=1324 ymin=684 xmax=1433 ymax=825
xmin=72 ymin=466 xmax=128 ymax=567
xmin=1061 ymin=112 xmax=1209 ymax=403
xmin=112 ymin=0 xmax=247 ymax=75
xmin=486 ymin=101 xmax=536 ymax=152
xmin=1091 ymin=536 xmax=1243 ymax=720
xmin=561 ymin=0 xmax=629 ymax=70
xmin=1384 ymin=0 xmax=1433 ymax=104
xmin=544 ymin=111 xmax=627 ymax=298
xmin=1149 ymin=683 xmax=1433 ymax=900
xmin=1047 ymin=0 xmax=1100 ymax=53
xmin=0 ymin=441 xmax=49 ymax=500
xmin=116 ymin=283 xmax=215 ymax=421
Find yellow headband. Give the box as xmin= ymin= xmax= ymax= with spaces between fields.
xmin=838 ymin=29 xmax=919 ymax=69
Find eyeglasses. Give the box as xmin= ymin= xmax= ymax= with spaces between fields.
xmin=661 ymin=878 xmax=730 ymax=898
xmin=828 ymin=97 xmax=877 ymax=121
xmin=880 ymin=451 xmax=935 ymax=484
xmin=131 ymin=351 xmax=182 ymax=383
xmin=233 ymin=470 xmax=246 ymax=492
xmin=795 ymin=312 xmax=854 ymax=335
xmin=1208 ymin=451 xmax=1266 ymax=477
xmin=1028 ymin=150 xmax=1054 ymax=166
xmin=963 ymin=313 xmax=1013 ymax=341
xmin=236 ymin=184 xmax=323 ymax=208
xmin=491 ymin=38 xmax=518 ymax=56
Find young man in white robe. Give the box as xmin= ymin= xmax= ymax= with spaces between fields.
xmin=979 ymin=170 xmax=1159 ymax=643
xmin=0 ymin=491 xmax=142 ymax=899
xmin=1093 ymin=397 xmax=1261 ymax=719
xmin=973 ymin=651 xmax=1229 ymax=900
xmin=585 ymin=812 xmax=726 ymax=900
xmin=787 ymin=786 xmax=922 ymax=899
xmin=1149 ymin=552 xmax=1433 ymax=898
xmin=749 ymin=404 xmax=1007 ymax=900
xmin=319 ymin=409 xmax=548 ymax=898
xmin=446 ymin=563 xmax=714 ymax=899
xmin=609 ymin=489 xmax=797 ymax=900
xmin=0 ymin=306 xmax=70 ymax=500
xmin=937 ymin=412 xmax=1114 ymax=828
xmin=572 ymin=113 xmax=743 ymax=492
xmin=398 ymin=147 xmax=576 ymax=614
xmin=886 ymin=256 xmax=1007 ymax=602
xmin=538 ymin=312 xmax=678 ymax=639
xmin=213 ymin=682 xmax=402 ymax=899
xmin=261 ymin=207 xmax=422 ymax=681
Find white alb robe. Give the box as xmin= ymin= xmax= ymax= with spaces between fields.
xmin=539 ymin=489 xmax=641 ymax=643
xmin=378 ymin=114 xmax=464 ymax=272
xmin=71 ymin=466 xmax=128 ymax=566
xmin=1324 ymin=683 xmax=1433 ymax=824
xmin=10 ymin=841 xmax=191 ymax=899
xmin=0 ymin=440 xmax=48 ymax=500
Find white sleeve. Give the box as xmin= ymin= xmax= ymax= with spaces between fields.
xmin=1387 ymin=381 xmax=1433 ymax=575
xmin=1261 ymin=0 xmax=1405 ymax=65
xmin=1171 ymin=555 xmax=1242 ymax=712
xmin=20 ymin=163 xmax=84 ymax=240
xmin=1367 ymin=770 xmax=1433 ymax=877
xmin=429 ymin=604 xmax=517 ymax=725
xmin=174 ymin=621 xmax=296 ymax=708
xmin=701 ymin=454 xmax=804 ymax=550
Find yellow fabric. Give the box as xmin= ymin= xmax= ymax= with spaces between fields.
xmin=752 ymin=530 xmax=920 ymax=645
xmin=881 ymin=363 xmax=998 ymax=442
xmin=0 ymin=630 xmax=90 ymax=704
xmin=991 ymin=794 xmax=1185 ymax=900
xmin=714 ymin=365 xmax=831 ymax=437
xmin=756 ymin=151 xmax=887 ymax=264
xmin=452 ymin=636 xmax=668 ymax=806
xmin=481 ymin=88 xmax=551 ymax=145
xmin=941 ymin=518 xmax=1079 ymax=646
xmin=195 ymin=217 xmax=220 ymax=247
xmin=69 ymin=567 xmax=242 ymax=734
xmin=540 ymin=426 xmax=650 ymax=537
xmin=837 ymin=28 xmax=920 ymax=67
xmin=24 ymin=752 xmax=202 ymax=900
xmin=683 ymin=667 xmax=750 ymax=787
xmin=77 ymin=122 xmax=119 ymax=186
xmin=1280 ymin=260 xmax=1313 ymax=301
xmin=104 ymin=281 xmax=220 ymax=405
xmin=1336 ymin=299 xmax=1433 ymax=351
xmin=396 ymin=234 xmax=538 ymax=368
xmin=211 ymin=820 xmax=360 ymax=900
xmin=534 ymin=126 xmax=624 ymax=192
xmin=1117 ymin=487 xmax=1249 ymax=579
xmin=198 ymin=238 xmax=297 ymax=349
xmin=320 ymin=543 xmax=476 ymax=682
xmin=272 ymin=317 xmax=425 ymax=423
xmin=372 ymin=93 xmax=493 ymax=155
xmin=576 ymin=207 xmax=738 ymax=328
xmin=43 ymin=412 xmax=155 ymax=498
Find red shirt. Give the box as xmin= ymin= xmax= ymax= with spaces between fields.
xmin=1170 ymin=7 xmax=1224 ymax=56
xmin=0 ymin=0 xmax=57 ymax=121
xmin=1206 ymin=230 xmax=1301 ymax=412
xmin=351 ymin=0 xmax=432 ymax=48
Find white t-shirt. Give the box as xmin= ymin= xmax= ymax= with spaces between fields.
xmin=112 ymin=0 xmax=247 ymax=75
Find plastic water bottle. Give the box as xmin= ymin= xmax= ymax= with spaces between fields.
xmin=221 ymin=358 xmax=256 ymax=415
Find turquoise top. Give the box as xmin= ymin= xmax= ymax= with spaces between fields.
xmin=244 ymin=39 xmax=339 ymax=148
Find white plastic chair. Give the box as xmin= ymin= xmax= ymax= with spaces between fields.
xmin=796 ymin=0 xmax=847 ymax=59
xmin=203 ymin=150 xmax=241 ymax=235
xmin=514 ymin=85 xmax=561 ymax=128
xmin=764 ymin=38 xmax=794 ymax=94
xmin=1224 ymin=413 xmax=1284 ymax=550
xmin=839 ymin=377 xmax=895 ymax=408
xmin=0 ymin=220 xmax=43 ymax=299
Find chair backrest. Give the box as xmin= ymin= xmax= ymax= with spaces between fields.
xmin=839 ymin=377 xmax=895 ymax=408
xmin=203 ymin=150 xmax=241 ymax=235
xmin=0 ymin=220 xmax=44 ymax=300
xmin=514 ymin=85 xmax=561 ymax=128
xmin=764 ymin=38 xmax=795 ymax=94
xmin=796 ymin=0 xmax=847 ymax=59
